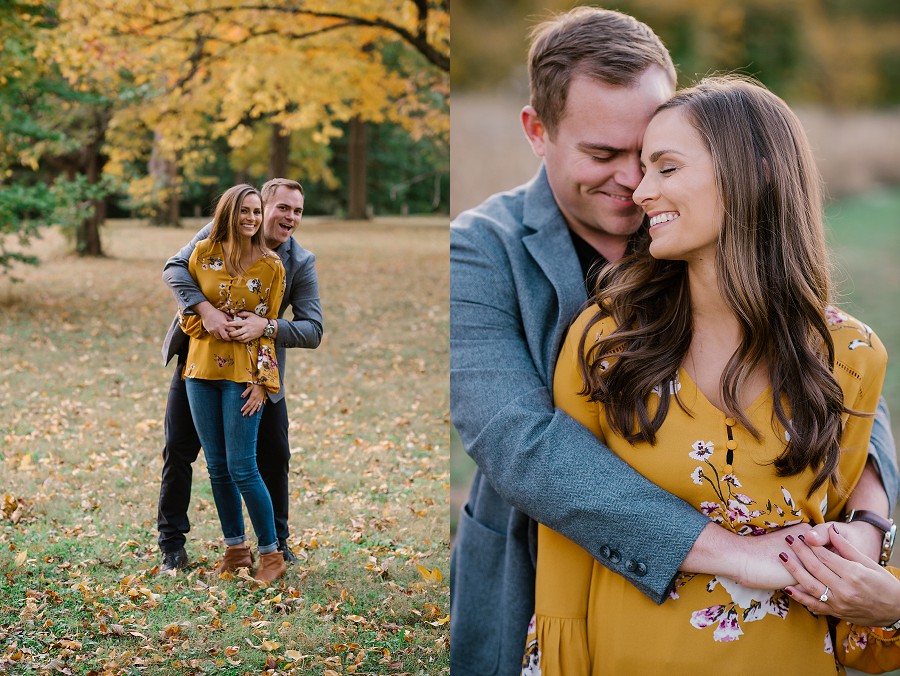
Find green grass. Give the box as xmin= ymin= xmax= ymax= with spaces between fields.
xmin=0 ymin=217 xmax=449 ymax=675
xmin=826 ymin=187 xmax=900 ymax=427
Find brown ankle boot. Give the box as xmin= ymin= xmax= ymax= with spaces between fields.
xmin=217 ymin=543 xmax=254 ymax=575
xmin=253 ymin=550 xmax=286 ymax=582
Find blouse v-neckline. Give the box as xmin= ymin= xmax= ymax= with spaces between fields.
xmin=218 ymin=241 xmax=262 ymax=280
xmin=676 ymin=366 xmax=772 ymax=421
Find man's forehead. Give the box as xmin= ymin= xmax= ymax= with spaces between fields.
xmin=270 ymin=187 xmax=304 ymax=207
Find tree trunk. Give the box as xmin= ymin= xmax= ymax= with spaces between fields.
xmin=149 ymin=129 xmax=181 ymax=227
xmin=347 ymin=116 xmax=368 ymax=219
xmin=268 ymin=123 xmax=290 ymax=178
xmin=78 ymin=120 xmax=106 ymax=257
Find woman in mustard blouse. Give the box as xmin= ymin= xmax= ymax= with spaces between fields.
xmin=525 ymin=76 xmax=888 ymax=673
xmin=181 ymin=184 xmax=286 ymax=583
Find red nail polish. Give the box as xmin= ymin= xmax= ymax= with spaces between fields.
xmin=831 ymin=524 xmax=840 ymax=535
xmin=798 ymin=534 xmax=806 ymax=542
xmin=784 ymin=535 xmax=794 ymax=545
xmin=784 ymin=588 xmax=793 ymax=596
xmin=779 ymin=552 xmax=789 ymax=562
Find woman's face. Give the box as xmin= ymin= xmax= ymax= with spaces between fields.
xmin=238 ymin=193 xmax=262 ymax=240
xmin=633 ymin=107 xmax=723 ymax=265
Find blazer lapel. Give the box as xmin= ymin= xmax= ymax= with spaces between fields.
xmin=521 ymin=166 xmax=588 ymax=383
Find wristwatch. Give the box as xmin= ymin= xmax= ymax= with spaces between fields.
xmin=845 ymin=509 xmax=896 ymax=567
xmin=263 ymin=319 xmax=275 ymax=338
xmin=883 ymin=616 xmax=900 ymax=632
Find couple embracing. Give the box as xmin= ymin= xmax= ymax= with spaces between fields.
xmin=157 ymin=178 xmax=322 ymax=583
xmin=451 ymin=7 xmax=900 ymax=675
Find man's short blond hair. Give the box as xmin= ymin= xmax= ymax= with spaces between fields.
xmin=528 ymin=7 xmax=676 ymax=137
xmin=261 ymin=178 xmax=304 ymax=203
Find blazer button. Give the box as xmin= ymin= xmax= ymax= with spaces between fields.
xmin=609 ymin=550 xmax=621 ymax=564
xmin=600 ymin=545 xmax=611 ymax=559
xmin=635 ymin=562 xmax=648 ymax=577
xmin=625 ymin=559 xmax=637 ymax=572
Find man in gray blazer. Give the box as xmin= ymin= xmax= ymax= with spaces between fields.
xmin=157 ymin=178 xmax=323 ymax=571
xmin=450 ymin=8 xmax=899 ymax=675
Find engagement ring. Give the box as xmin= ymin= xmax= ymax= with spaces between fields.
xmin=819 ymin=586 xmax=830 ymax=603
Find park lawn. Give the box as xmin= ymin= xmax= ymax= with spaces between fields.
xmin=826 ymin=187 xmax=900 ymax=422
xmin=0 ymin=217 xmax=449 ymax=675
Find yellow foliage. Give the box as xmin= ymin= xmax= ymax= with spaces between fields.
xmin=51 ymin=0 xmax=449 ymax=179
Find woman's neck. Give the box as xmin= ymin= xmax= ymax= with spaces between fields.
xmin=685 ymin=259 xmax=769 ymax=411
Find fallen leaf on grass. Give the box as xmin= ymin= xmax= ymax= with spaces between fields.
xmin=415 ymin=563 xmax=443 ymax=583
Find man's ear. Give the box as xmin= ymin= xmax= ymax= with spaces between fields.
xmin=521 ymin=105 xmax=548 ymax=158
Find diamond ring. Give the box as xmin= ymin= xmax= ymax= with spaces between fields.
xmin=819 ymin=586 xmax=830 ymax=603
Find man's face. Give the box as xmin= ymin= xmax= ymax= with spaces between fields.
xmin=524 ymin=66 xmax=674 ymax=257
xmin=263 ymin=186 xmax=304 ymax=248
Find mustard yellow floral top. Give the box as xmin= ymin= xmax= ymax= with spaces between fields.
xmin=180 ymin=238 xmax=285 ymax=395
xmin=526 ymin=306 xmax=887 ymax=675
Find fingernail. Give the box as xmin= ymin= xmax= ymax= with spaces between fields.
xmin=784 ymin=588 xmax=793 ymax=596
xmin=831 ymin=524 xmax=840 ymax=535
xmin=779 ymin=552 xmax=789 ymax=562
xmin=784 ymin=535 xmax=794 ymax=544
xmin=798 ymin=534 xmax=806 ymax=542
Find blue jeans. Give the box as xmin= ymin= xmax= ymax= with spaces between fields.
xmin=185 ymin=378 xmax=278 ymax=554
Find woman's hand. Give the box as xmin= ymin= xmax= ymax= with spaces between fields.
xmin=241 ymin=383 xmax=266 ymax=417
xmin=780 ymin=523 xmax=900 ymax=626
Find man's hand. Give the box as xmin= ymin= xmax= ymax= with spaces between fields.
xmin=228 ymin=312 xmax=268 ymax=343
xmin=682 ymin=521 xmax=812 ymax=590
xmin=196 ymin=301 xmax=233 ymax=341
xmin=799 ymin=520 xmax=883 ymax=562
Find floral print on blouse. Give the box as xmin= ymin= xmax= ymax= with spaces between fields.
xmin=180 ymin=238 xmax=285 ymax=394
xmin=525 ymin=304 xmax=887 ymax=675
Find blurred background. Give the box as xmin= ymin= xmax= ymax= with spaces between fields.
xmin=450 ymin=0 xmax=900 ymax=570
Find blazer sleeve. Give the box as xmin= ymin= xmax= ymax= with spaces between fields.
xmin=869 ymin=397 xmax=899 ymax=514
xmin=163 ymin=223 xmax=213 ymax=313
xmin=450 ymin=221 xmax=709 ymax=604
xmin=177 ymin=244 xmax=206 ymax=339
xmin=275 ymin=247 xmax=323 ymax=350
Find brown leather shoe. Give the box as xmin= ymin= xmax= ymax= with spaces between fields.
xmin=253 ymin=550 xmax=287 ymax=582
xmin=217 ymin=543 xmax=254 ymax=575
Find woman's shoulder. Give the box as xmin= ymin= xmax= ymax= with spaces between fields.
xmin=570 ymin=303 xmax=620 ymax=337
xmin=191 ymin=237 xmax=218 ymax=257
xmin=826 ymin=305 xmax=887 ymax=377
xmin=258 ymin=248 xmax=285 ymax=271
xmin=563 ymin=304 xmax=621 ymax=358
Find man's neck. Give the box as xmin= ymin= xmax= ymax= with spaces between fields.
xmin=567 ymin=221 xmax=629 ymax=263
xmin=265 ymin=238 xmax=286 ymax=251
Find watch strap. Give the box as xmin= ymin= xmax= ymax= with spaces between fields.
xmin=845 ymin=509 xmax=893 ymax=533
xmin=883 ymin=616 xmax=900 ymax=632
xmin=845 ymin=510 xmax=896 ymax=567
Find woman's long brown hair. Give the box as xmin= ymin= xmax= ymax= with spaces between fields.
xmin=579 ymin=75 xmax=845 ymax=495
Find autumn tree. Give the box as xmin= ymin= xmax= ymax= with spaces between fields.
xmin=54 ymin=0 xmax=449 ymax=222
xmin=0 ymin=0 xmax=116 ymax=265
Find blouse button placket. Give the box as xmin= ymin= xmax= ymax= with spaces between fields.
xmin=724 ymin=417 xmax=737 ymax=465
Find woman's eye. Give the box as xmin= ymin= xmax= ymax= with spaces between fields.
xmin=659 ymin=167 xmax=677 ymax=175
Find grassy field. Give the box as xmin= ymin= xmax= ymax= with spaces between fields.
xmin=0 ymin=216 xmax=449 ymax=675
xmin=451 ymin=187 xmax=900 ymax=540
